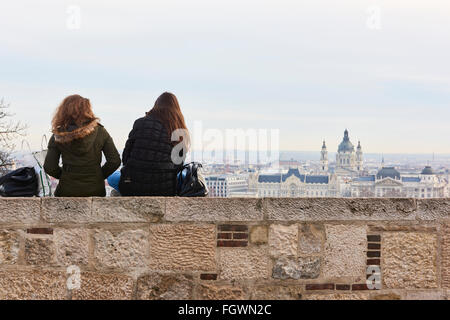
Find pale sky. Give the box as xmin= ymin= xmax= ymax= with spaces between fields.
xmin=1 ymin=0 xmax=450 ymax=154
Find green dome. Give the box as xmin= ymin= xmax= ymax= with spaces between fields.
xmin=338 ymin=129 xmax=355 ymax=153
xmin=421 ymin=166 xmax=434 ymax=175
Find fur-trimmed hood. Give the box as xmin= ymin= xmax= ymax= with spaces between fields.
xmin=53 ymin=120 xmax=99 ymax=144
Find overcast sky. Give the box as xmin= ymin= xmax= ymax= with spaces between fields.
xmin=1 ymin=0 xmax=449 ymax=154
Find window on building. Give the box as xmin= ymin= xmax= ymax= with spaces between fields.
xmin=289 ymin=184 xmax=297 ymax=197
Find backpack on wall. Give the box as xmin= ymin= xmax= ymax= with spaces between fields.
xmin=0 ymin=167 xmax=39 ymax=197
xmin=176 ymin=162 xmax=208 ymax=197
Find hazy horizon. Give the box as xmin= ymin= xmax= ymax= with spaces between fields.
xmin=1 ymin=0 xmax=450 ymax=154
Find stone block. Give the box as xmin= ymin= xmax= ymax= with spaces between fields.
xmin=165 ymin=198 xmax=263 ymax=222
xmin=136 ymin=273 xmax=193 ymax=300
xmin=54 ymin=228 xmax=89 ymax=266
xmin=218 ymin=247 xmax=270 ymax=281
xmin=25 ymin=238 xmax=55 ymax=266
xmin=266 ymin=198 xmax=416 ymax=221
xmin=197 ymin=283 xmax=246 ymax=300
xmin=0 ymin=229 xmax=20 ymax=265
xmin=405 ymin=290 xmax=443 ymax=300
xmin=0 ymin=198 xmax=40 ymax=223
xmin=298 ymin=224 xmax=323 ymax=255
xmin=94 ymin=229 xmax=149 ymax=269
xmin=272 ymin=257 xmax=320 ymax=279
xmin=371 ymin=293 xmax=402 ymax=300
xmin=249 ymin=225 xmax=268 ymax=245
xmin=383 ymin=232 xmax=437 ymax=289
xmin=269 ymin=224 xmax=298 ymax=258
xmin=323 ymin=224 xmax=366 ymax=278
xmin=41 ymin=197 xmax=92 ymax=223
xmin=441 ymin=222 xmax=450 ymax=289
xmin=71 ymin=272 xmax=134 ymax=300
xmin=92 ymin=197 xmax=165 ymax=222
xmin=0 ymin=270 xmax=66 ymax=300
xmin=304 ymin=293 xmax=369 ymax=300
xmin=149 ymin=224 xmax=216 ymax=271
xmin=251 ymin=285 xmax=303 ymax=300
xmin=416 ymin=199 xmax=450 ymax=220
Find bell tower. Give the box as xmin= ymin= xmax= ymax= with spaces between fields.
xmin=356 ymin=141 xmax=363 ymax=171
xmin=320 ymin=140 xmax=328 ymax=172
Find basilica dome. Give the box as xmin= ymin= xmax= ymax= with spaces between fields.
xmin=338 ymin=129 xmax=355 ymax=153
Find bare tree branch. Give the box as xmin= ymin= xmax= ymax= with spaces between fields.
xmin=0 ymin=98 xmax=27 ymax=173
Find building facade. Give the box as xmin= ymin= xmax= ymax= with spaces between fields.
xmin=351 ymin=166 xmax=447 ymax=198
xmin=205 ymin=174 xmax=249 ymax=198
xmin=255 ymin=129 xmax=447 ymax=199
xmin=257 ymin=168 xmax=336 ymax=198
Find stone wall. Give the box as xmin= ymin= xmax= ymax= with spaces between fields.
xmin=0 ymin=197 xmax=449 ymax=300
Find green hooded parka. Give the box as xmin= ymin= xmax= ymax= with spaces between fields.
xmin=43 ymin=120 xmax=121 ymax=197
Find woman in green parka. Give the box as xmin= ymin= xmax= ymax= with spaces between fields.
xmin=44 ymin=94 xmax=121 ymax=197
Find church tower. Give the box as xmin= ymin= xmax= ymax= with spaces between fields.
xmin=356 ymin=141 xmax=363 ymax=171
xmin=320 ymin=140 xmax=328 ymax=172
xmin=336 ymin=129 xmax=357 ymax=174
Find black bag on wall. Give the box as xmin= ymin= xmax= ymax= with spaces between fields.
xmin=176 ymin=162 xmax=208 ymax=197
xmin=0 ymin=167 xmax=39 ymax=197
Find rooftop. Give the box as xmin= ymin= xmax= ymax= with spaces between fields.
xmin=421 ymin=166 xmax=434 ymax=175
xmin=258 ymin=168 xmax=329 ymax=184
xmin=377 ymin=167 xmax=401 ymax=180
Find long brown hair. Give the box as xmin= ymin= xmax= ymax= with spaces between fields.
xmin=147 ymin=92 xmax=190 ymax=147
xmin=52 ymin=94 xmax=98 ymax=132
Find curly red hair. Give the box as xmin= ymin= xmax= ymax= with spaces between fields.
xmin=52 ymin=94 xmax=98 ymax=131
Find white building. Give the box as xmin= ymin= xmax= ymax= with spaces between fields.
xmin=255 ymin=129 xmax=448 ymax=198
xmin=351 ymin=166 xmax=447 ymax=198
xmin=256 ymin=168 xmax=336 ymax=198
xmin=255 ymin=129 xmax=362 ymax=198
xmin=205 ymin=174 xmax=249 ymax=197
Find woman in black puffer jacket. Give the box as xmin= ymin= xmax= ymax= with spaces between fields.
xmin=108 ymin=92 xmax=189 ymax=196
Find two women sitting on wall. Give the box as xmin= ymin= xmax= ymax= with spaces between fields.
xmin=43 ymin=92 xmax=189 ymax=197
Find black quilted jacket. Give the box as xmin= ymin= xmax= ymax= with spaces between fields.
xmin=119 ymin=115 xmax=182 ymax=196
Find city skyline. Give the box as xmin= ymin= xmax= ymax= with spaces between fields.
xmin=1 ymin=0 xmax=450 ymax=153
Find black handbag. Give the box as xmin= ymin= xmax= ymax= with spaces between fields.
xmin=176 ymin=162 xmax=208 ymax=197
xmin=0 ymin=167 xmax=39 ymax=197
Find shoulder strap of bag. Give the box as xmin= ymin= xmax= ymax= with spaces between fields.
xmin=40 ymin=134 xmax=52 ymax=196
xmin=27 ymin=136 xmax=53 ymax=197
xmin=41 ymin=134 xmax=48 ymax=151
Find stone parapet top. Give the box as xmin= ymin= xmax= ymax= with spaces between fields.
xmin=0 ymin=197 xmax=449 ymax=224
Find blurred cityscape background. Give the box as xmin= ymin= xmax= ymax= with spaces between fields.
xmin=193 ymin=129 xmax=450 ymax=198
xmin=9 ymin=128 xmax=447 ymax=199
